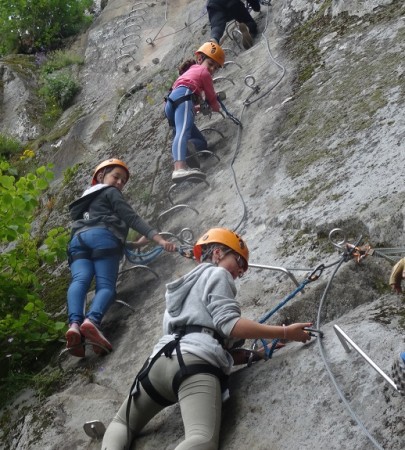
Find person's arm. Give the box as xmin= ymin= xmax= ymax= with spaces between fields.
xmin=230 ymin=317 xmax=312 ymax=344
xmin=109 ymin=189 xmax=176 ymax=252
xmin=389 ymin=258 xmax=405 ymax=293
xmin=201 ymin=69 xmax=221 ymax=112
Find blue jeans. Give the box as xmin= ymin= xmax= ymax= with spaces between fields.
xmin=165 ymin=86 xmax=208 ymax=162
xmin=67 ymin=228 xmax=122 ymax=326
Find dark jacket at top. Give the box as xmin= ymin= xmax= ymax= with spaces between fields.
xmin=69 ymin=186 xmax=157 ymax=243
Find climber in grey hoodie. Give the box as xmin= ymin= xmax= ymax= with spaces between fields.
xmin=102 ymin=228 xmax=312 ymax=450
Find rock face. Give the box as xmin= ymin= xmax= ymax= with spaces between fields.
xmin=0 ymin=0 xmax=404 ymax=449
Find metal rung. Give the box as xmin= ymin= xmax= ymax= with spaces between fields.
xmin=167 ymin=178 xmax=209 ymax=205
xmin=157 ymin=204 xmax=199 ymax=230
xmin=213 ymin=76 xmax=235 ymax=86
xmin=333 ymin=324 xmax=399 ymax=392
xmin=224 ymin=60 xmax=242 ymax=69
xmin=249 ymin=263 xmax=301 ymax=288
xmin=119 ymin=264 xmax=159 ymax=278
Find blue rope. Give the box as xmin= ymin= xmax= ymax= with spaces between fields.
xmin=254 ymin=278 xmax=311 ymax=358
xmin=124 ymin=246 xmax=164 ymax=265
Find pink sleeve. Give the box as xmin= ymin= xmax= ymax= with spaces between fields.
xmin=200 ymin=69 xmax=220 ymax=112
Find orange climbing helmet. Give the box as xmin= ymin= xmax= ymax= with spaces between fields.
xmin=91 ymin=158 xmax=130 ymax=185
xmin=195 ymin=42 xmax=225 ymax=68
xmin=193 ymin=228 xmax=249 ymax=270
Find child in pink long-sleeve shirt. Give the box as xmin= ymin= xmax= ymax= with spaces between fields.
xmin=165 ymin=42 xmax=225 ymax=183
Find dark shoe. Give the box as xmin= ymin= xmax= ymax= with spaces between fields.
xmin=238 ymin=23 xmax=253 ymax=49
xmin=172 ymin=168 xmax=206 ymax=183
xmin=80 ymin=319 xmax=112 ymax=355
xmin=65 ymin=323 xmax=85 ymax=358
xmin=186 ymin=141 xmax=201 ymax=169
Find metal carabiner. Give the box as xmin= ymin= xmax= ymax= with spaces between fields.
xmin=307 ymin=264 xmax=325 ymax=282
xmin=303 ymin=327 xmax=324 ymax=338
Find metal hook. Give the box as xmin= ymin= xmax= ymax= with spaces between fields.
xmin=244 ymin=75 xmax=260 ymax=93
xmin=328 ymin=228 xmax=347 ymax=250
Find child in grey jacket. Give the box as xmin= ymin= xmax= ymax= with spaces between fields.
xmin=66 ymin=158 xmax=176 ymax=358
xmin=101 ymin=228 xmax=312 ymax=450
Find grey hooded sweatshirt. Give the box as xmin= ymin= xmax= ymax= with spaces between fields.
xmin=151 ymin=263 xmax=242 ymax=375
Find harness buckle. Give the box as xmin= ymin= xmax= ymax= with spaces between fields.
xmin=199 ymin=327 xmax=215 ymax=338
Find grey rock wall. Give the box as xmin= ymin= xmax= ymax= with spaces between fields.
xmin=0 ymin=0 xmax=404 ymax=449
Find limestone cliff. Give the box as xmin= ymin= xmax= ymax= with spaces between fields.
xmin=0 ymin=0 xmax=404 ymax=449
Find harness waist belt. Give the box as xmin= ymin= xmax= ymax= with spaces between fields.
xmin=172 ymin=325 xmax=225 ymax=346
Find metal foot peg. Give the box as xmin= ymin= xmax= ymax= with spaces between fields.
xmin=83 ymin=420 xmax=106 ymax=439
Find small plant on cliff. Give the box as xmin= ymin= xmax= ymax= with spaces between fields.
xmin=0 ymin=134 xmax=23 ymax=158
xmin=37 ymin=50 xmax=84 ymax=126
xmin=0 ymin=160 xmax=69 ymax=382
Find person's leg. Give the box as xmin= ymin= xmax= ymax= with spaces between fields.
xmin=234 ymin=1 xmax=257 ymax=35
xmin=207 ymin=5 xmax=229 ymax=44
xmin=172 ymin=91 xmax=195 ymax=167
xmin=82 ymin=228 xmax=122 ymax=326
xmin=66 ymin=235 xmax=95 ymax=356
xmin=67 ymin=235 xmax=95 ymax=325
xmin=168 ymin=88 xmax=206 ymax=181
xmin=102 ymin=355 xmax=180 ymax=449
xmin=189 ymin=124 xmax=208 ymax=152
xmin=101 ymin=391 xmax=165 ymax=450
xmin=175 ymin=373 xmax=222 ymax=450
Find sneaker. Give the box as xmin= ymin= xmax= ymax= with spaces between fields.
xmin=238 ymin=23 xmax=253 ymax=49
xmin=65 ymin=323 xmax=85 ymax=358
xmin=186 ymin=141 xmax=201 ymax=169
xmin=392 ymin=352 xmax=405 ymax=396
xmin=172 ymin=168 xmax=206 ymax=183
xmin=80 ymin=319 xmax=112 ymax=355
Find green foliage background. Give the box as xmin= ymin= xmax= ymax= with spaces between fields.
xmin=0 ymin=0 xmax=93 ymax=55
xmin=0 ymin=160 xmax=69 ymax=378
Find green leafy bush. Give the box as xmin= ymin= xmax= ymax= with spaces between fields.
xmin=0 ymin=0 xmax=93 ymax=55
xmin=0 ymin=160 xmax=69 ymax=374
xmin=39 ymin=73 xmax=81 ymax=109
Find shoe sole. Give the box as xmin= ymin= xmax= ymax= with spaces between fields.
xmin=65 ymin=329 xmax=85 ymax=358
xmin=238 ymin=23 xmax=253 ymax=49
xmin=80 ymin=322 xmax=112 ymax=355
xmin=172 ymin=173 xmax=206 ymax=183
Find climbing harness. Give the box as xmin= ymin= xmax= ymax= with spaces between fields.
xmin=67 ymin=233 xmax=123 ymax=265
xmin=125 ymin=326 xmax=228 ymax=444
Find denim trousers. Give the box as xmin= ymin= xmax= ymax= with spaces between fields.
xmin=67 ymin=227 xmax=122 ymax=326
xmin=165 ymin=86 xmax=208 ymax=162
xmin=101 ymin=353 xmax=222 ymax=450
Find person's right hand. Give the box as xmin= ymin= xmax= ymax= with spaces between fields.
xmin=286 ymin=323 xmax=313 ymax=343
